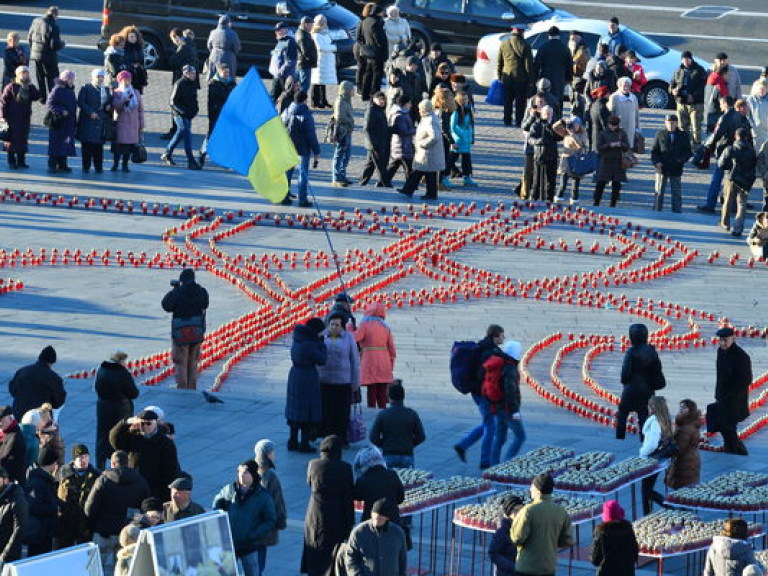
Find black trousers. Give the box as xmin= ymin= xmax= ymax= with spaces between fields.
xmin=450 ymin=152 xmax=473 ymax=176
xmin=321 ymin=383 xmax=352 ymax=440
xmin=81 ymin=142 xmax=104 ymax=171
xmin=401 ymin=170 xmax=437 ymax=198
xmin=386 ymin=157 xmax=412 ymax=183
xmin=503 ymin=80 xmax=528 ymax=126
xmin=616 ymin=403 xmax=649 ymax=440
xmin=558 ymin=174 xmax=581 ymax=200
xmin=594 ymin=180 xmax=622 ymax=206
xmin=311 ymin=84 xmax=329 ymax=107
xmin=360 ymin=56 xmax=383 ymax=101
xmin=360 ymin=147 xmax=391 ymax=185
xmin=33 ymin=58 xmax=58 ymax=102
xmin=531 ymin=158 xmax=557 ymax=201
xmin=641 ymin=472 xmax=661 ymax=515
xmin=720 ymin=417 xmax=747 ymax=454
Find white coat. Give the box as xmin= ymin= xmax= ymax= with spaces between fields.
xmin=384 ymin=17 xmax=411 ymax=58
xmin=608 ymin=91 xmax=640 ymax=148
xmin=311 ymin=30 xmax=337 ymax=86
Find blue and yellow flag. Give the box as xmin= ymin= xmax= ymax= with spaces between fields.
xmin=208 ymin=67 xmax=299 ymax=203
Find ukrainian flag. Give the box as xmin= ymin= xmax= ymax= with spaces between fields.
xmin=208 ymin=67 xmax=299 ymax=203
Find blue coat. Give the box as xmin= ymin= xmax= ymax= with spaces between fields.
xmin=450 ymin=107 xmax=474 ymax=154
xmin=46 ymin=79 xmax=77 ymax=157
xmin=213 ymin=483 xmax=277 ymax=556
xmin=282 ymin=101 xmax=321 ymax=157
xmin=284 ymin=324 xmax=327 ymax=424
xmin=488 ymin=516 xmax=517 ymax=576
xmin=76 ymin=83 xmax=110 ymax=144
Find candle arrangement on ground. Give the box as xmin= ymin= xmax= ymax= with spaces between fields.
xmin=398 ymin=477 xmax=493 ymax=516
xmin=633 ymin=510 xmax=761 ymax=555
xmin=394 ymin=468 xmax=433 ymax=490
xmin=454 ymin=489 xmax=602 ymax=531
xmin=665 ymin=471 xmax=768 ymax=511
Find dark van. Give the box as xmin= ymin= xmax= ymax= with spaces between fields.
xmin=98 ymin=0 xmax=359 ymax=72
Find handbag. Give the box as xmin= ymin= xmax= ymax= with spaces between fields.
xmin=43 ymin=110 xmax=64 ymax=130
xmin=324 ymin=117 xmax=338 ymax=144
xmin=649 ymin=436 xmax=678 ymax=459
xmin=622 ymin=151 xmax=638 ymax=170
xmin=0 ymin=118 xmax=9 ymax=141
xmin=633 ymin=132 xmax=646 ymax=154
xmin=706 ymin=402 xmax=722 ymax=433
xmin=567 ymin=151 xmax=598 ymax=176
xmin=102 ymin=118 xmax=117 ymax=142
xmin=131 ymin=142 xmax=147 ymax=164
xmin=485 ymin=79 xmax=505 ymax=106
xmin=346 ymin=403 xmax=366 ymax=444
xmin=171 ymin=315 xmax=206 ymax=345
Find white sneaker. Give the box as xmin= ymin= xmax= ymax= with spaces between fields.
xmin=553 ymin=195 xmax=563 ymax=203
xmin=570 ymin=198 xmax=579 ymax=205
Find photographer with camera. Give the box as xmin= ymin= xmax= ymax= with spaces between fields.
xmin=161 ymin=268 xmax=209 ymax=390
xmin=670 ymin=51 xmax=707 ymax=148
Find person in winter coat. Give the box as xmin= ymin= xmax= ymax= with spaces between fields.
xmin=625 ymin=50 xmax=646 ymax=101
xmin=27 ymin=6 xmax=65 ymax=102
xmin=76 ymin=68 xmax=111 ymax=173
xmin=608 ymin=77 xmax=640 ymax=149
xmin=282 ymin=91 xmax=321 ymax=208
xmin=317 ymin=312 xmax=360 ymax=440
xmin=386 ymin=95 xmax=415 ymax=184
xmin=719 ymin=127 xmax=757 ymax=237
xmin=302 ymin=435 xmax=354 ymax=576
xmin=422 ymin=43 xmax=454 ymax=90
xmin=639 ymin=396 xmax=674 ymax=514
xmin=431 ymin=88 xmax=456 ymax=190
xmin=383 ymin=6 xmax=410 ymax=60
xmin=713 ymin=326 xmax=752 ymax=455
xmin=651 ymin=114 xmax=693 ymax=213
xmin=9 ymin=346 xmax=65 ymax=422
xmin=162 ymin=475 xmax=205 ymax=523
xmin=450 ymin=90 xmax=477 ymax=187
xmin=213 ymin=460 xmax=277 ymax=576
xmin=199 ymin=62 xmax=236 ymax=166
xmin=554 ymin=116 xmax=589 ymax=204
xmin=54 ymin=444 xmax=99 ymax=549
xmin=524 ymin=104 xmax=561 ymax=202
xmin=345 ymin=497 xmax=407 ymax=576
xmin=276 ymin=74 xmax=300 ymax=115
xmin=398 ymin=99 xmax=445 ymax=200
xmin=113 ymin=523 xmax=140 ymax=576
xmin=254 ymin=439 xmax=288 ymax=573
xmin=356 ymin=3 xmax=387 ymax=102
xmin=270 ymin=22 xmax=298 ymax=102
xmin=0 ymin=66 xmax=39 ymax=169
xmin=533 ymin=26 xmax=572 ymax=103
xmin=748 ymin=79 xmax=768 ymax=150
xmin=491 ymin=340 xmax=526 ymax=465
xmin=369 ymin=382 xmax=426 ymax=469
xmin=591 ymin=500 xmax=639 ymax=576
xmin=703 ymin=518 xmax=756 ymax=576
xmin=0 ymin=407 xmax=27 ymax=487
xmin=585 ymin=67 xmax=614 ymax=149
xmin=160 ymin=28 xmax=197 ymax=139
xmin=285 ymin=318 xmax=327 ymax=452
xmin=617 ymin=323 xmax=665 ymax=440
xmin=84 ymin=450 xmax=149 ymax=569
xmin=669 ymin=50 xmax=707 ymax=147
xmin=594 ymin=115 xmax=630 ymax=206
xmin=119 ymin=26 xmax=147 ymax=93
xmin=103 ymin=34 xmax=126 ymax=88
xmin=45 ymin=69 xmax=77 ymax=174
xmin=352 ymin=302 xmax=396 ymax=409
xmin=488 ymin=496 xmax=523 ymax=576
xmin=353 ymin=446 xmax=404 ymax=528
xmin=111 ymin=69 xmax=144 ymax=173
xmin=310 ymin=16 xmax=336 ymax=109
xmin=332 ymin=80 xmax=355 ymax=187
xmin=705 ymin=63 xmax=730 ymax=133
xmin=109 ymin=409 xmax=181 ymax=502
xmin=296 ymin=17 xmax=317 ymax=93
xmin=206 ymin=15 xmax=241 ymax=82
xmin=497 ymin=26 xmax=533 ymax=127
xmin=665 ymin=399 xmax=701 ymax=489
xmin=2 ymin=32 xmax=26 ymax=90
xmin=359 ymin=91 xmax=391 ymax=187
xmin=748 ymin=211 xmax=768 ymax=258
xmin=0 ymin=465 xmax=28 ymax=565
xmin=162 ymin=64 xmax=201 ymax=170
xmin=24 ymin=446 xmax=59 ymax=557
xmin=94 ymin=350 xmax=138 ymax=470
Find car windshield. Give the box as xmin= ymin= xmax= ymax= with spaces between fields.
xmin=507 ymin=0 xmax=552 ymax=18
xmin=622 ymin=27 xmax=666 ymax=59
xmin=293 ymin=0 xmax=329 ymax=10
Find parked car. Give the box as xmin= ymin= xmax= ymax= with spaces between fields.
xmin=473 ymin=18 xmax=708 ymax=108
xmin=98 ymin=0 xmax=359 ymax=72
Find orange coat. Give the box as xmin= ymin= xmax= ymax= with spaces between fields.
xmin=353 ymin=302 xmax=396 ymax=386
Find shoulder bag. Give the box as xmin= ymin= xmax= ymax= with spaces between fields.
xmin=324 ymin=117 xmax=338 ymax=144
xmin=622 ymin=150 xmax=638 ymax=170
xmin=131 ymin=140 xmax=147 ymax=164
xmin=633 ymin=131 xmax=646 ymax=154
xmin=649 ymin=436 xmax=678 ymax=459
xmin=567 ymin=151 xmax=598 ymax=176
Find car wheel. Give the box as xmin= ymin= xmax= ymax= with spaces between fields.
xmin=142 ymin=34 xmax=165 ymax=70
xmin=411 ymin=30 xmax=430 ymax=59
xmin=642 ymin=81 xmax=670 ymax=109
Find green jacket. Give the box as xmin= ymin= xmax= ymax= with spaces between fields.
xmin=510 ymin=495 xmax=573 ymax=574
xmin=497 ymin=34 xmax=533 ymax=82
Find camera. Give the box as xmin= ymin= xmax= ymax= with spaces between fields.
xmin=170 ymin=279 xmax=180 ymax=287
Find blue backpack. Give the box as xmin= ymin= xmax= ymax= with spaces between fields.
xmin=450 ymin=341 xmax=482 ymax=394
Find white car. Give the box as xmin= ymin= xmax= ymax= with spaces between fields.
xmin=473 ymin=18 xmax=708 ymax=109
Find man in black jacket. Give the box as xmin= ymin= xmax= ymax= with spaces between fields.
xmin=357 ymin=4 xmax=388 ymax=102
xmin=713 ymin=327 xmax=752 ymax=455
xmin=162 ymin=65 xmax=201 ymax=170
xmin=533 ymin=26 xmax=572 ymax=104
xmin=8 ymin=346 xmax=66 ymax=421
xmin=27 ymin=6 xmax=65 ymax=102
xmin=109 ymin=409 xmax=181 ymax=501
xmin=54 ymin=444 xmax=100 ymax=549
xmin=85 ymin=450 xmax=150 ymax=569
xmin=295 ymin=16 xmax=317 ymax=94
xmin=160 ymin=28 xmax=198 ymax=140
xmin=670 ymin=50 xmax=707 ymax=147
xmin=24 ymin=446 xmax=59 ymax=557
xmin=369 ymin=383 xmax=426 ymax=469
xmin=0 ymin=465 xmax=28 ymax=565
xmin=161 ymin=268 xmax=209 ymax=390
xmin=651 ymin=114 xmax=693 ymax=213
xmin=359 ymin=91 xmax=391 ymax=187
xmin=0 ymin=408 xmax=26 ymax=488
xmin=719 ymin=127 xmax=757 ymax=237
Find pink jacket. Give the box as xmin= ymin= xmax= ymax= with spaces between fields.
xmin=112 ymin=88 xmax=144 ymax=145
xmin=353 ymin=302 xmax=396 ymax=385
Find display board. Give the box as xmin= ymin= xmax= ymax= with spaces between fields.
xmin=1 ymin=543 xmax=102 ymax=576
xmin=128 ymin=510 xmax=238 ymax=576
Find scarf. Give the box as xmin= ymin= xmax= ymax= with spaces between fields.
xmin=121 ymin=85 xmax=138 ymax=111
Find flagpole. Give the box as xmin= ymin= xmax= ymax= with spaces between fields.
xmin=306 ymin=182 xmax=348 ymax=295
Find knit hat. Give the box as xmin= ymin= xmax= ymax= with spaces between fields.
xmin=179 ymin=268 xmax=195 ymax=283
xmin=136 ymin=409 xmax=158 ymax=421
xmin=59 ymin=70 xmax=75 ymax=82
xmin=306 ymin=317 xmax=326 ymax=335
xmin=371 ymin=497 xmax=396 ymax=518
xmin=38 ymin=445 xmax=59 ymax=467
xmin=502 ymin=340 xmax=522 ymax=361
xmin=72 ymin=444 xmax=89 ymax=458
xmin=239 ymin=459 xmax=261 ymax=483
xmin=532 ymin=472 xmax=554 ymax=495
xmin=501 ymin=495 xmax=524 ymax=517
xmin=143 ymin=405 xmax=165 ymax=421
xmin=354 ymin=446 xmax=386 ymax=477
xmin=254 ymin=439 xmax=275 ymax=468
xmin=115 ymin=70 xmax=132 ymax=83
xmin=715 ymin=52 xmax=728 ymax=60
xmin=681 ymin=50 xmax=693 ymax=59
xmin=38 ymin=345 xmax=57 ymax=364
xmin=602 ymin=500 xmax=625 ymax=522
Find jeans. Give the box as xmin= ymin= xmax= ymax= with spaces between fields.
xmin=456 ymin=393 xmax=495 ymax=467
xmin=297 ymin=68 xmax=311 ymax=93
xmin=287 ymin=154 xmax=311 ymax=203
xmin=654 ymin=173 xmax=682 ymax=213
xmin=93 ymin=533 xmax=119 ymax=571
xmin=491 ymin=412 xmax=527 ymax=465
xmin=384 ymin=454 xmax=414 ymax=469
xmin=167 ymin=115 xmax=194 ymax=161
xmin=333 ymin=134 xmax=352 ymax=183
xmin=705 ymin=165 xmax=724 ymax=209
xmin=239 ymin=549 xmax=263 ymax=576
